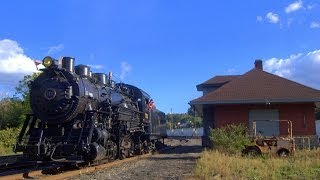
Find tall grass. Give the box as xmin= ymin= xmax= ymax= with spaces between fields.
xmin=197 ymin=124 xmax=320 ymax=179
xmin=195 ymin=149 xmax=320 ymax=179
xmin=0 ymin=127 xmax=20 ymax=155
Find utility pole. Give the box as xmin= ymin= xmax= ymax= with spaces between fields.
xmin=171 ymin=108 xmax=173 ymax=130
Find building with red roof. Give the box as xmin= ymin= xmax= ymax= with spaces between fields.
xmin=190 ymin=60 xmax=320 ymax=147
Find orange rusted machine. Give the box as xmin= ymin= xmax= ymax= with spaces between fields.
xmin=242 ymin=120 xmax=295 ymax=157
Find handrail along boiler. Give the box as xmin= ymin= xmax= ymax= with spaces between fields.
xmin=14 ymin=56 xmax=166 ymax=162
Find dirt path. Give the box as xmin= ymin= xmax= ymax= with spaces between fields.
xmin=72 ymin=138 xmax=202 ymax=180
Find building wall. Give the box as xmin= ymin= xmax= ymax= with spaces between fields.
xmin=212 ymin=103 xmax=316 ymax=136
xmin=202 ymin=105 xmax=214 ymax=147
xmin=279 ymin=103 xmax=316 ymax=136
xmin=214 ymin=105 xmax=249 ymax=128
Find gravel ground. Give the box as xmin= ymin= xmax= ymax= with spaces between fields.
xmin=72 ymin=138 xmax=202 ymax=180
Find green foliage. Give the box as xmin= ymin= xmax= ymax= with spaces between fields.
xmin=209 ymin=124 xmax=251 ymax=154
xmin=0 ymin=98 xmax=30 ymax=129
xmin=0 ymin=127 xmax=20 ymax=155
xmin=15 ymin=72 xmax=40 ymax=103
xmin=166 ymin=113 xmax=202 ymax=129
xmin=0 ymin=73 xmax=39 ymax=129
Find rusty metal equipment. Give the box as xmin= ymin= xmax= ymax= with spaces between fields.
xmin=242 ymin=120 xmax=295 ymax=157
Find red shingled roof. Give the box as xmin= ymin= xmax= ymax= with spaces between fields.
xmin=191 ymin=68 xmax=320 ymax=104
xmin=201 ymin=75 xmax=240 ymax=85
xmin=196 ymin=75 xmax=240 ymax=91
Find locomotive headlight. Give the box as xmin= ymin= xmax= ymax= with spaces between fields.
xmin=43 ymin=56 xmax=53 ymax=68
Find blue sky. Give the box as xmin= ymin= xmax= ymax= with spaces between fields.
xmin=0 ymin=0 xmax=320 ymax=113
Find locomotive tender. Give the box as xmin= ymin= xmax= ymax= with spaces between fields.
xmin=14 ymin=56 xmax=166 ymax=163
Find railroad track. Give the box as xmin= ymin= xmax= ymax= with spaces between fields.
xmin=0 ymin=138 xmax=191 ymax=180
xmin=0 ymin=153 xmax=152 ymax=180
xmin=0 ymin=155 xmax=23 ymax=167
xmin=0 ymin=154 xmax=42 ymax=175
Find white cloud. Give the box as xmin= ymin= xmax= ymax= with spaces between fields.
xmin=266 ymin=12 xmax=279 ymax=24
xmin=310 ymin=21 xmax=320 ymax=28
xmin=0 ymin=39 xmax=37 ymax=74
xmin=120 ymin=62 xmax=132 ymax=80
xmin=256 ymin=16 xmax=263 ymax=22
xmin=87 ymin=64 xmax=104 ymax=70
xmin=48 ymin=43 xmax=64 ymax=54
xmin=285 ymin=0 xmax=303 ymax=13
xmin=0 ymin=39 xmax=38 ymax=93
xmin=264 ymin=49 xmax=320 ymax=89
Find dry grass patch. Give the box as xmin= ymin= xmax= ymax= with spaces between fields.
xmin=195 ymin=149 xmax=320 ymax=179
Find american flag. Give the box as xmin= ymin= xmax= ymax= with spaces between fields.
xmin=34 ymin=60 xmax=42 ymax=70
xmin=148 ymin=99 xmax=155 ymax=110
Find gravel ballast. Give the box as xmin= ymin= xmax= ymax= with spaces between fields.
xmin=72 ymin=138 xmax=202 ymax=180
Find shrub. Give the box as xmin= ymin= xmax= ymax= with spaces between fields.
xmin=209 ymin=124 xmax=251 ymax=154
xmin=0 ymin=127 xmax=21 ymax=155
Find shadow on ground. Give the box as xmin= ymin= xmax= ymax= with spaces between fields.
xmin=160 ymin=145 xmax=203 ymax=154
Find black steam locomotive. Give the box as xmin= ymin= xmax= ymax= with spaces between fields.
xmin=14 ymin=56 xmax=166 ymax=163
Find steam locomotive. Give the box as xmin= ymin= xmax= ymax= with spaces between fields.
xmin=14 ymin=56 xmax=166 ymax=163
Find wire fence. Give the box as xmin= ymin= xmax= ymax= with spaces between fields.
xmin=166 ymin=127 xmax=203 ymax=137
xmin=294 ymin=136 xmax=319 ymax=150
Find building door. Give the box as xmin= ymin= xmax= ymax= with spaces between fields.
xmin=249 ymin=109 xmax=279 ymax=136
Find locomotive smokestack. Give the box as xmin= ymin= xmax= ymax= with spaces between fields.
xmin=61 ymin=57 xmax=75 ymax=72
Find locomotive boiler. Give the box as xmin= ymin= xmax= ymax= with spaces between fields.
xmin=14 ymin=56 xmax=166 ymax=163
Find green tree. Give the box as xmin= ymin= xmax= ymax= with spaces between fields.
xmin=165 ymin=112 xmax=202 ymax=129
xmin=15 ymin=72 xmax=40 ymax=102
xmin=0 ymin=73 xmax=40 ymax=129
xmin=0 ymin=98 xmax=28 ymax=129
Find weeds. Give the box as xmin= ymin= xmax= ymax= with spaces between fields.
xmin=198 ymin=124 xmax=320 ymax=179
xmin=0 ymin=127 xmax=20 ymax=155
xmin=209 ymin=124 xmax=251 ymax=154
xmin=195 ymin=149 xmax=320 ymax=179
